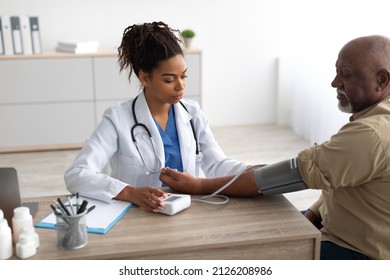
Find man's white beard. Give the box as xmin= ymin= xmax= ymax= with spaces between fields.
xmin=337 ymin=91 xmax=353 ymax=113
xmin=338 ymin=101 xmax=353 ymax=113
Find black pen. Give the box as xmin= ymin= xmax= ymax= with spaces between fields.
xmin=53 ymin=200 xmax=67 ymax=216
xmin=86 ymin=205 xmax=96 ymax=214
xmin=51 ymin=202 xmax=70 ymax=224
xmin=77 ymin=200 xmax=88 ymax=215
xmin=50 ymin=204 xmax=61 ymax=216
xmin=76 ymin=192 xmax=80 ymax=213
xmin=57 ymin=198 xmax=71 ymax=216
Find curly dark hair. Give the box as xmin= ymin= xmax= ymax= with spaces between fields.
xmin=117 ymin=21 xmax=183 ymax=81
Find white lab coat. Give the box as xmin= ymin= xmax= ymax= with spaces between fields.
xmin=64 ymin=91 xmax=248 ymax=202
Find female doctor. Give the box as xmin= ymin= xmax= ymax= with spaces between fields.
xmin=64 ymin=21 xmax=248 ymax=212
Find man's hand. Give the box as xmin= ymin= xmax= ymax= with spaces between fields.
xmin=304 ymin=209 xmax=323 ymax=229
xmin=159 ymin=167 xmax=201 ymax=194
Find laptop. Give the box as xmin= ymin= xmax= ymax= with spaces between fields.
xmin=0 ymin=167 xmax=38 ymax=228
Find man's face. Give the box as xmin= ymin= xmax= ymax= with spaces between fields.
xmin=331 ymin=43 xmax=379 ymax=113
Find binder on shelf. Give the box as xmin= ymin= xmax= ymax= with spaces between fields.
xmin=1 ymin=15 xmax=14 ymax=55
xmin=0 ymin=17 xmax=4 ymax=54
xmin=29 ymin=16 xmax=41 ymax=54
xmin=56 ymin=40 xmax=99 ymax=54
xmin=20 ymin=15 xmax=32 ymax=55
xmin=57 ymin=40 xmax=99 ymax=49
xmin=10 ymin=16 xmax=23 ymax=54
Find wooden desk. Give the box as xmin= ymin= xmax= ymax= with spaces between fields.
xmin=23 ymin=194 xmax=320 ymax=260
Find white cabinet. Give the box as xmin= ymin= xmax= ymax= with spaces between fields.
xmin=92 ymin=56 xmax=140 ymax=125
xmin=0 ymin=56 xmax=96 ymax=150
xmin=184 ymin=52 xmax=202 ymax=104
xmin=0 ymin=50 xmax=202 ymax=152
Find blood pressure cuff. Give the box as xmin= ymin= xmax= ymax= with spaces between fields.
xmin=253 ymin=157 xmax=307 ymax=195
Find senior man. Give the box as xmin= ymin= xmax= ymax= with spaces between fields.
xmin=160 ymin=35 xmax=390 ymax=260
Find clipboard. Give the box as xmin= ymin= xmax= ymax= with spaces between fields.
xmin=35 ymin=195 xmax=133 ymax=234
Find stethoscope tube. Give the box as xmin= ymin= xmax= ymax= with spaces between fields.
xmin=131 ymin=95 xmax=199 ymax=174
xmin=131 ymin=96 xmax=151 ymax=141
xmin=131 ymin=96 xmax=162 ymax=174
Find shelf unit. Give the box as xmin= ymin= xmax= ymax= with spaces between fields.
xmin=0 ymin=49 xmax=202 ymax=152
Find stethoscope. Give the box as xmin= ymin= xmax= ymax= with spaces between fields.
xmin=131 ymin=95 xmax=199 ymax=174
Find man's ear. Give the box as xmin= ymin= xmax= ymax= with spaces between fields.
xmin=138 ymin=70 xmax=149 ymax=87
xmin=377 ymin=69 xmax=390 ymax=90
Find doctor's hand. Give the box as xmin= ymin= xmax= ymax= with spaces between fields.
xmin=114 ymin=186 xmax=168 ymax=213
xmin=159 ymin=167 xmax=201 ymax=194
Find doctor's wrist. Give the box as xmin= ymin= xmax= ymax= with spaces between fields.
xmin=114 ymin=185 xmax=134 ymax=202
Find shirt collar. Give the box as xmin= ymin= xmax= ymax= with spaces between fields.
xmin=350 ymin=96 xmax=390 ymax=121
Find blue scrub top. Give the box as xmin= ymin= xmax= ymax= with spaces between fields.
xmin=153 ymin=105 xmax=184 ymax=172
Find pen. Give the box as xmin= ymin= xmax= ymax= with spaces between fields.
xmin=86 ymin=205 xmax=96 ymax=214
xmin=53 ymin=200 xmax=67 ymax=216
xmin=57 ymin=198 xmax=71 ymax=216
xmin=77 ymin=200 xmax=88 ymax=215
xmin=76 ymin=192 xmax=79 ymax=213
xmin=67 ymin=196 xmax=75 ymax=216
xmin=50 ymin=204 xmax=61 ymax=215
xmin=51 ymin=203 xmax=70 ymax=225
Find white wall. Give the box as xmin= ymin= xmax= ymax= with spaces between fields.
xmin=2 ymin=0 xmax=291 ymax=127
xmin=278 ymin=0 xmax=390 ymax=144
xmin=3 ymin=0 xmax=390 ymax=144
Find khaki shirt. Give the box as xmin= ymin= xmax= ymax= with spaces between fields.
xmin=298 ymin=97 xmax=390 ymax=260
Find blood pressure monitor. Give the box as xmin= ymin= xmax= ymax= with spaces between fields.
xmin=158 ymin=194 xmax=191 ymax=215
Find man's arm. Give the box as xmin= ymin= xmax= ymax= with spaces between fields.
xmin=159 ymin=167 xmax=260 ymax=196
xmin=160 ymin=158 xmax=308 ymax=197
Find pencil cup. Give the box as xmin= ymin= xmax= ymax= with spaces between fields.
xmin=56 ymin=212 xmax=87 ymax=250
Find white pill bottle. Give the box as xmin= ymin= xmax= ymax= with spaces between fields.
xmin=0 ymin=209 xmax=13 ymax=259
xmin=12 ymin=206 xmax=33 ymax=243
xmin=16 ymin=233 xmax=37 ymax=259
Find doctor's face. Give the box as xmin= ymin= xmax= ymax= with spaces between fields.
xmin=142 ymin=54 xmax=187 ymax=105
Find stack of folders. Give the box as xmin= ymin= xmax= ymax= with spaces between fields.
xmin=0 ymin=15 xmax=42 ymax=55
xmin=55 ymin=40 xmax=99 ymax=54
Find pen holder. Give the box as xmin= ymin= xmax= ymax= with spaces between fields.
xmin=56 ymin=212 xmax=87 ymax=250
